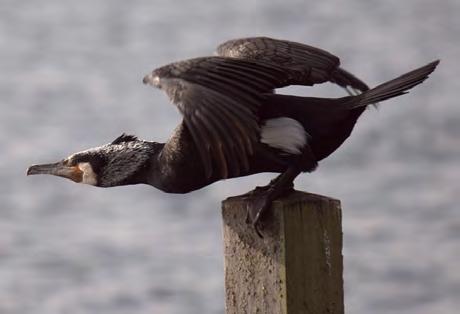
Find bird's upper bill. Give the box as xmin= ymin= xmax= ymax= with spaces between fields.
xmin=27 ymin=161 xmax=83 ymax=183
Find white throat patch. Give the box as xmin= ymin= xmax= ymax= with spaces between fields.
xmin=78 ymin=162 xmax=98 ymax=185
xmin=260 ymin=117 xmax=309 ymax=154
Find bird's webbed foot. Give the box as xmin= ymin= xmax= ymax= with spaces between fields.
xmin=240 ymin=185 xmax=271 ymax=198
xmin=240 ymin=176 xmax=283 ymax=198
xmin=244 ymin=168 xmax=300 ymax=237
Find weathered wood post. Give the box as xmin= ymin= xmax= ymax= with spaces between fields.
xmin=222 ymin=191 xmax=343 ymax=314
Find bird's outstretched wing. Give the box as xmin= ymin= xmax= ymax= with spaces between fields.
xmin=216 ymin=36 xmax=369 ymax=93
xmin=143 ymin=56 xmax=292 ymax=179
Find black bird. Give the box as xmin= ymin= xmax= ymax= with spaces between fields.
xmin=27 ymin=37 xmax=439 ymax=235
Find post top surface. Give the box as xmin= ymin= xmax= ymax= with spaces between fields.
xmin=223 ymin=190 xmax=340 ymax=207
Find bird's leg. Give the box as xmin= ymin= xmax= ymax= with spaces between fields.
xmin=241 ymin=149 xmax=289 ymax=198
xmin=245 ymin=166 xmax=301 ymax=237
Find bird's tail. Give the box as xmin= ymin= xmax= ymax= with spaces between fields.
xmin=343 ymin=60 xmax=440 ymax=109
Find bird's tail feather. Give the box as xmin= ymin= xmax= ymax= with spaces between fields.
xmin=343 ymin=60 xmax=440 ymax=109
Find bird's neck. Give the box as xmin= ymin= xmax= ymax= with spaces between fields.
xmin=111 ymin=142 xmax=165 ymax=188
xmin=143 ymin=142 xmax=211 ymax=194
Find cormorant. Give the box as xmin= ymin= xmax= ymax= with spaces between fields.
xmin=27 ymin=37 xmax=439 ymax=235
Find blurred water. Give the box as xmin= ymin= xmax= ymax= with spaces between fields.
xmin=1 ymin=0 xmax=459 ymax=313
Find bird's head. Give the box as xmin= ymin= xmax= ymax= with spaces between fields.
xmin=27 ymin=134 xmax=161 ymax=187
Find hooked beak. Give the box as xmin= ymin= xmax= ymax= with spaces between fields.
xmin=27 ymin=161 xmax=83 ymax=183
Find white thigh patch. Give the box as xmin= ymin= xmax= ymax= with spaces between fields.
xmin=260 ymin=117 xmax=309 ymax=154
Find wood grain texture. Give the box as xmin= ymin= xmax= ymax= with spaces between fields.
xmin=222 ymin=191 xmax=343 ymax=314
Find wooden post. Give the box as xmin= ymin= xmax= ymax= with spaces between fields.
xmin=222 ymin=191 xmax=343 ymax=314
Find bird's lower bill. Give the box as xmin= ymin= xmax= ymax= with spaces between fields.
xmin=27 ymin=162 xmax=83 ymax=183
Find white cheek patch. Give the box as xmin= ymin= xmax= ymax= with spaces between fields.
xmin=260 ymin=117 xmax=309 ymax=155
xmin=78 ymin=162 xmax=98 ymax=185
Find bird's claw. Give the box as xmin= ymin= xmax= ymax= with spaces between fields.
xmin=245 ymin=195 xmax=271 ymax=238
xmin=252 ymin=211 xmax=265 ymax=238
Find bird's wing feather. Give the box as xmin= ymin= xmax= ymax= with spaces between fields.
xmin=216 ymin=36 xmax=369 ymax=92
xmin=143 ymin=56 xmax=292 ymax=179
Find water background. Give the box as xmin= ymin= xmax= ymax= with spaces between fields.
xmin=1 ymin=0 xmax=459 ymax=313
